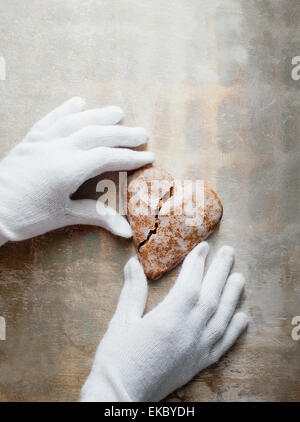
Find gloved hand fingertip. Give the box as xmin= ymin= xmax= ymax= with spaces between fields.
xmin=118 ymin=227 xmax=133 ymax=238
xmin=188 ymin=241 xmax=209 ymax=259
xmin=113 ymin=106 xmax=125 ymax=121
xmin=199 ymin=241 xmax=209 ymax=255
xmin=71 ymin=96 xmax=86 ymax=109
xmin=112 ymin=216 xmax=132 ymax=238
xmin=219 ymin=245 xmax=235 ymax=260
xmin=134 ymin=127 xmax=149 ymax=144
xmin=110 ymin=106 xmax=124 ymax=121
xmin=145 ymin=151 xmax=155 ymax=162
xmin=229 ymin=272 xmax=245 ymax=289
xmin=235 ymin=312 xmax=249 ymax=328
xmin=127 ymin=255 xmax=139 ymax=265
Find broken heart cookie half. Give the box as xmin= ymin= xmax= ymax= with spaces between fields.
xmin=127 ymin=166 xmax=223 ymax=280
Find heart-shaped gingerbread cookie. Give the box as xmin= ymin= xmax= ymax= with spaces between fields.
xmin=127 ymin=166 xmax=223 ymax=280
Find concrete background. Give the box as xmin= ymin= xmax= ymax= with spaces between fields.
xmin=0 ymin=0 xmax=299 ymax=401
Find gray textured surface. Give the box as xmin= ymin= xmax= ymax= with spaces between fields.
xmin=0 ymin=0 xmax=299 ymax=401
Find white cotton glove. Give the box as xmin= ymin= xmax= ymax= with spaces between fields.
xmin=0 ymin=97 xmax=155 ymax=246
xmin=81 ymin=242 xmax=249 ymax=402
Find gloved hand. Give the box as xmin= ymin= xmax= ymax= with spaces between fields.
xmin=0 ymin=97 xmax=154 ymax=246
xmin=81 ymin=242 xmax=248 ymax=402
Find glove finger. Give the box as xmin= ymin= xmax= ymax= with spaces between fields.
xmin=73 ymin=147 xmax=155 ymax=184
xmin=205 ymin=273 xmax=245 ymax=343
xmin=198 ymin=246 xmax=234 ymax=321
xmin=210 ymin=312 xmax=248 ymax=363
xmin=112 ymin=257 xmax=148 ymax=324
xmin=67 ymin=125 xmax=149 ymax=150
xmin=46 ymin=107 xmax=124 ymax=138
xmin=165 ymin=242 xmax=209 ymax=309
xmin=33 ymin=97 xmax=86 ymax=131
xmin=67 ymin=199 xmax=132 ymax=238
